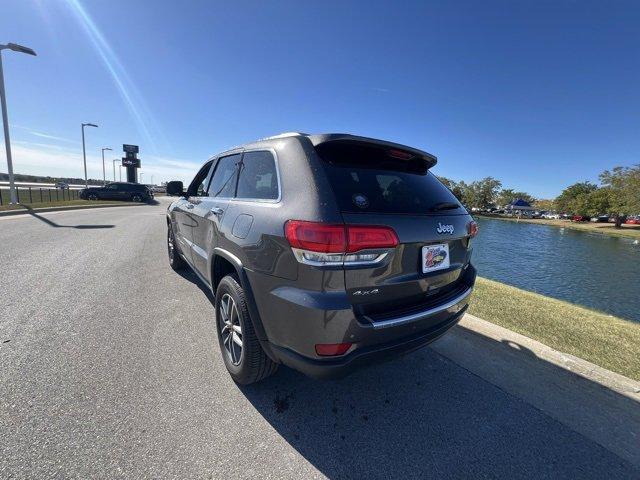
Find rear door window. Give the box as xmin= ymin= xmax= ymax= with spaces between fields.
xmin=207 ymin=154 xmax=241 ymax=198
xmin=315 ymin=142 xmax=464 ymax=214
xmin=236 ymin=151 xmax=279 ymax=200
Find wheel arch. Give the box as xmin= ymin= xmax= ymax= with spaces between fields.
xmin=210 ymin=248 xmax=278 ymax=363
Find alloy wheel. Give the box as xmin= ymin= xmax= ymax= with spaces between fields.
xmin=167 ymin=228 xmax=175 ymax=262
xmin=219 ymin=293 xmax=243 ymax=365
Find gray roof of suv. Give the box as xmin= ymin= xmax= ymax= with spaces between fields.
xmin=259 ymin=132 xmax=437 ymax=165
xmin=216 ymin=132 xmax=438 ymax=168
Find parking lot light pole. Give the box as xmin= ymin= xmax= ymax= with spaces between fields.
xmin=81 ymin=123 xmax=98 ymax=187
xmin=112 ymin=158 xmax=119 ymax=181
xmin=101 ymin=147 xmax=112 ymax=185
xmin=0 ymin=43 xmax=37 ymax=204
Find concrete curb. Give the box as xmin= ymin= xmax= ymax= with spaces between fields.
xmin=0 ymin=202 xmax=142 ymax=218
xmin=462 ymin=313 xmax=639 ymax=400
xmin=431 ymin=313 xmax=640 ymax=468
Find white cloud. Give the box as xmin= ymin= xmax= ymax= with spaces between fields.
xmin=28 ymin=131 xmax=77 ymax=144
xmin=0 ymin=142 xmax=200 ymax=184
xmin=10 ymin=124 xmax=77 ymax=144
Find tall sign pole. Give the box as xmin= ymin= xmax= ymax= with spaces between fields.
xmin=122 ymin=144 xmax=140 ymax=183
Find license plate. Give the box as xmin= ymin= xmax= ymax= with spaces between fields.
xmin=422 ymin=243 xmax=450 ymax=273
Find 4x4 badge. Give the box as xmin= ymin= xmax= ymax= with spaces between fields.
xmin=436 ymin=222 xmax=454 ymax=234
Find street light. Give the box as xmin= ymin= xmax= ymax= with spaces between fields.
xmin=81 ymin=123 xmax=98 ymax=187
xmin=0 ymin=42 xmax=37 ymax=204
xmin=112 ymin=158 xmax=119 ymax=181
xmin=101 ymin=147 xmax=112 ymax=185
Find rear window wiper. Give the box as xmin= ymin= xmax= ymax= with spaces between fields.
xmin=429 ymin=202 xmax=460 ymax=212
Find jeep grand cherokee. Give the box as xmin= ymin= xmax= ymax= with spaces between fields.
xmin=166 ymin=133 xmax=477 ymax=384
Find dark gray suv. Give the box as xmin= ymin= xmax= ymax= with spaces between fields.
xmin=166 ymin=133 xmax=477 ymax=384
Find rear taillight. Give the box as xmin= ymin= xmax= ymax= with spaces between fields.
xmin=468 ymin=221 xmax=479 ymax=238
xmin=284 ymin=221 xmax=345 ymax=253
xmin=285 ymin=220 xmax=398 ymax=266
xmin=347 ymin=225 xmax=398 ymax=252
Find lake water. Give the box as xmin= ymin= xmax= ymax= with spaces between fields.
xmin=472 ymin=217 xmax=640 ymax=322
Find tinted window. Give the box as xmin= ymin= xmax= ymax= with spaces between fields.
xmin=208 ymin=154 xmax=241 ymax=197
xmin=236 ymin=151 xmax=279 ymax=200
xmin=316 ymin=142 xmax=463 ymax=214
xmin=188 ymin=160 xmax=214 ymax=197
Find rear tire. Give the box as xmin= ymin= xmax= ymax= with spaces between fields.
xmin=132 ymin=194 xmax=142 ymax=202
xmin=88 ymin=193 xmax=98 ymax=201
xmin=167 ymin=224 xmax=187 ymax=271
xmin=215 ymin=274 xmax=277 ymax=384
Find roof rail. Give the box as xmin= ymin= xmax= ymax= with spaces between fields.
xmin=259 ymin=131 xmax=309 ymax=141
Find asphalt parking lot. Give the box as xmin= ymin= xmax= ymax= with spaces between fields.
xmin=1 ymin=200 xmax=638 ymax=479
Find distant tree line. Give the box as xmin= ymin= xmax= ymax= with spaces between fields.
xmin=438 ymin=176 xmax=536 ymax=210
xmin=0 ymin=172 xmax=103 ymax=186
xmin=439 ymin=164 xmax=640 ymax=226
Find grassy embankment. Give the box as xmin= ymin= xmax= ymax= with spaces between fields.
xmin=478 ymin=214 xmax=640 ymax=240
xmin=469 ymin=277 xmax=640 ymax=381
xmin=0 ymin=200 xmax=138 ymax=212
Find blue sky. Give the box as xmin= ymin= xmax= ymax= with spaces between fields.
xmin=0 ymin=0 xmax=638 ymax=196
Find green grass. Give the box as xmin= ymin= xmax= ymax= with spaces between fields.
xmin=469 ymin=277 xmax=640 ymax=380
xmin=479 ymin=214 xmax=640 ymax=240
xmin=0 ymin=200 xmax=137 ymax=212
xmin=1 ymin=187 xmax=83 ymax=205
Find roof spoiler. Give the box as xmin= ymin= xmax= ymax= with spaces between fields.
xmin=307 ymin=133 xmax=437 ymax=169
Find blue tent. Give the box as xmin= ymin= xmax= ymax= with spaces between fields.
xmin=507 ymin=198 xmax=534 ymax=210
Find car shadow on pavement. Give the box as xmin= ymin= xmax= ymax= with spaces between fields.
xmin=237 ymin=333 xmax=639 ymax=479
xmin=174 ymin=267 xmax=215 ymax=303
xmin=23 ymin=206 xmax=114 ymax=229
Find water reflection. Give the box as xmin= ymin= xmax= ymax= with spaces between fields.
xmin=473 ymin=218 xmax=640 ymax=322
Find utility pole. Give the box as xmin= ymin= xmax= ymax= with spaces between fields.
xmin=0 ymin=42 xmax=37 ymax=204
xmin=101 ymin=147 xmax=112 ymax=185
xmin=81 ymin=123 xmax=98 ymax=187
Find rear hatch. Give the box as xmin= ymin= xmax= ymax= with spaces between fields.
xmin=314 ymin=138 xmax=474 ymax=320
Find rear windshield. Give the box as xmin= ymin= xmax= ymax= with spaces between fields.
xmin=315 ymin=142 xmax=465 ymax=214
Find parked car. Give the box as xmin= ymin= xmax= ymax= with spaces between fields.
xmin=55 ymin=181 xmax=69 ymax=189
xmin=79 ymin=182 xmax=153 ymax=202
xmin=166 ymin=132 xmax=477 ymax=384
xmin=590 ymin=215 xmax=609 ymax=223
xmin=542 ymin=212 xmax=560 ymax=219
xmin=571 ymin=215 xmax=590 ymax=222
xmin=625 ymin=217 xmax=640 ymax=225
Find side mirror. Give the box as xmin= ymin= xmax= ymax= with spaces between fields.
xmin=166 ymin=181 xmax=184 ymax=196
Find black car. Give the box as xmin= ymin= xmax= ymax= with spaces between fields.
xmin=166 ymin=133 xmax=477 ymax=384
xmin=80 ymin=182 xmax=153 ymax=202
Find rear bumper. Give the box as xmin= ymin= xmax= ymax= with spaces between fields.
xmin=270 ymin=306 xmax=467 ymax=379
xmin=247 ymin=264 xmax=476 ymax=379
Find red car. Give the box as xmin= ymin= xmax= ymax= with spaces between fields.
xmin=572 ymin=215 xmax=590 ymax=222
xmin=625 ymin=217 xmax=640 ymax=225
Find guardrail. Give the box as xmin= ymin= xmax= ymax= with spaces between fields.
xmin=0 ymin=186 xmax=81 ymax=205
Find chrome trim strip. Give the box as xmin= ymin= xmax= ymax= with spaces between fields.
xmin=192 ymin=243 xmax=208 ymax=261
xmin=181 ymin=236 xmax=208 ymax=261
xmin=366 ymin=287 xmax=472 ymax=330
xmin=291 ymin=248 xmax=390 ymax=267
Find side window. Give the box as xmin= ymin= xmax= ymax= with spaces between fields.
xmin=236 ymin=151 xmax=279 ymax=200
xmin=207 ymin=154 xmax=241 ymax=198
xmin=106 ymin=184 xmax=118 ymax=190
xmin=188 ymin=160 xmax=214 ymax=197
